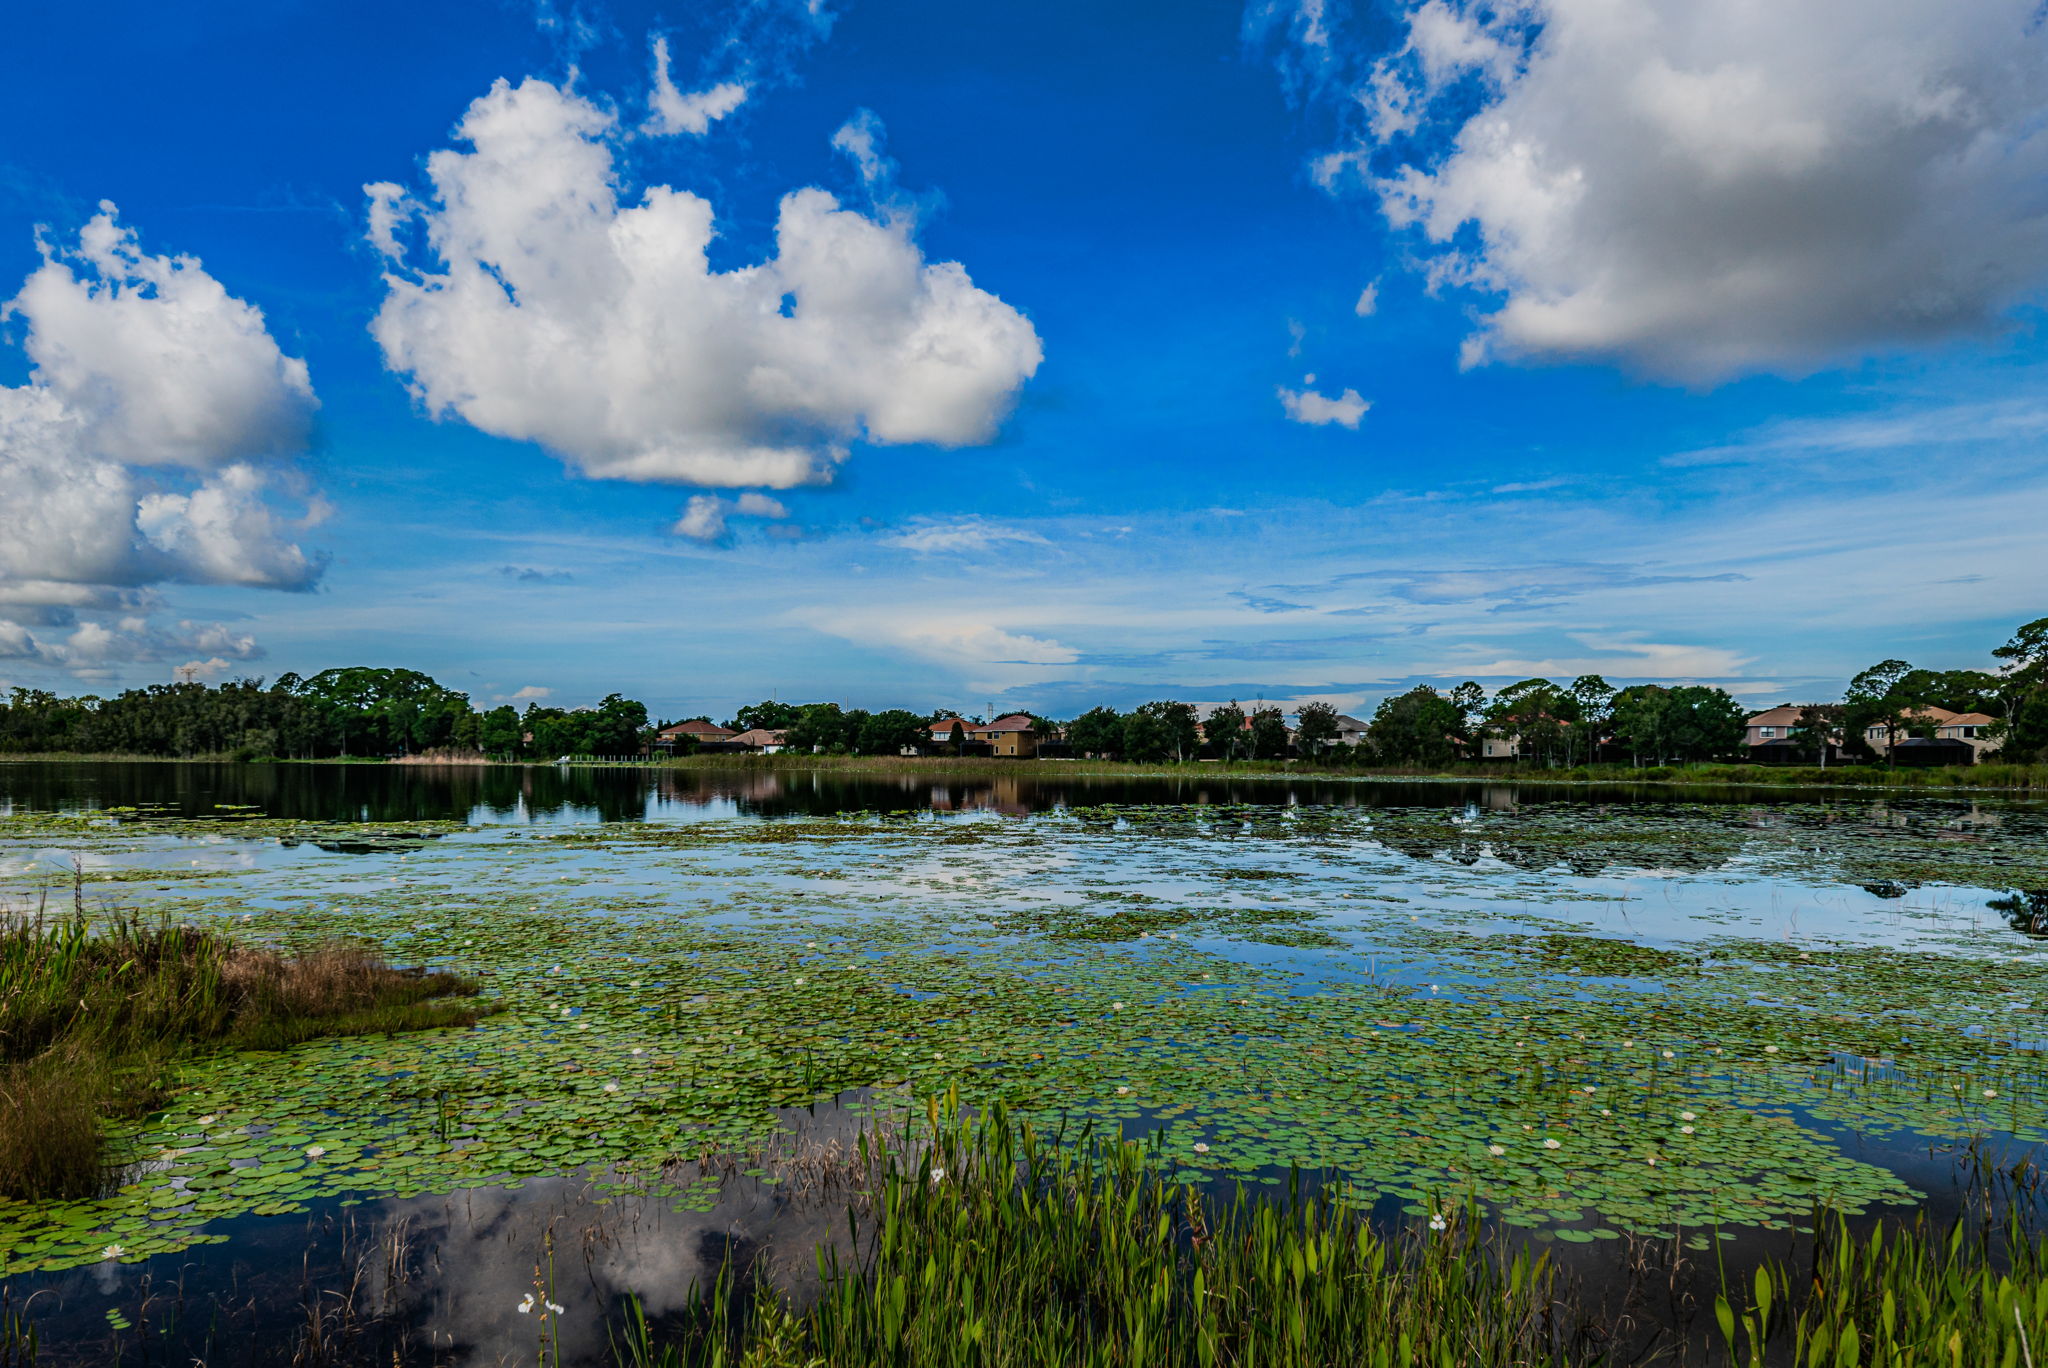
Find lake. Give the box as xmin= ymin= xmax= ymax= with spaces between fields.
xmin=2 ymin=760 xmax=2046 ymax=1364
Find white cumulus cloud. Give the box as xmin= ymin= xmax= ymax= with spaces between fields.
xmin=1320 ymin=0 xmax=2048 ymax=381
xmin=882 ymin=520 xmax=1050 ymax=554
xmin=0 ymin=205 xmax=322 ymax=677
xmin=366 ymin=78 xmax=1042 ymax=490
xmin=671 ymin=491 xmax=791 ymax=542
xmin=1278 ymin=380 xmax=1369 ymax=428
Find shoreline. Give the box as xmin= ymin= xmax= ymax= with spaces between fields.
xmin=2 ymin=750 xmax=2045 ymax=791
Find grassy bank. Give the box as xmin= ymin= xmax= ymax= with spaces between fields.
xmin=0 ymin=907 xmax=489 ymax=1201
xmin=616 ymin=1107 xmax=2048 ymax=1368
xmin=648 ymin=751 xmax=2048 ymax=791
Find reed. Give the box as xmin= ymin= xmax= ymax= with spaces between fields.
xmin=0 ymin=903 xmax=489 ymax=1201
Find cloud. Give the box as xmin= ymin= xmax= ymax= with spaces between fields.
xmin=1303 ymin=562 xmax=1750 ymax=611
xmin=881 ymin=520 xmax=1049 ymax=554
xmin=507 ymin=685 xmax=552 ymax=700
xmin=804 ymin=608 xmax=1078 ymax=692
xmin=1229 ymin=590 xmax=1309 ymax=614
xmin=499 ymin=565 xmax=573 ymax=583
xmin=1277 ymin=380 xmax=1369 ymax=427
xmin=671 ymin=491 xmax=790 ymax=542
xmin=1313 ymin=0 xmax=2048 ymax=381
xmin=366 ymin=78 xmax=1041 ymax=490
xmin=1353 ymin=282 xmax=1377 ymax=316
xmin=644 ymin=37 xmax=748 ymax=135
xmin=0 ymin=204 xmax=322 ymax=676
xmin=1436 ymin=638 xmax=1755 ymax=682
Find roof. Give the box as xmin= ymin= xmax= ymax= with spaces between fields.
xmin=661 ymin=720 xmax=736 ymax=739
xmin=728 ymin=728 xmax=787 ymax=747
xmin=1333 ymin=715 xmax=1368 ymax=729
xmin=928 ymin=717 xmax=970 ymax=734
xmin=1944 ymin=713 xmax=1997 ymax=727
xmin=1745 ymin=705 xmax=1810 ymax=727
xmin=980 ymin=714 xmax=1036 ymax=733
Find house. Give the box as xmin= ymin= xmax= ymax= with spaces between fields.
xmin=1743 ymin=705 xmax=1815 ymax=747
xmin=973 ymin=713 xmax=1041 ymax=758
xmin=1861 ymin=707 xmax=2003 ymax=764
xmin=728 ymin=728 xmax=789 ymax=754
xmin=653 ymin=719 xmax=738 ymax=751
xmin=1332 ymin=714 xmax=1368 ymax=747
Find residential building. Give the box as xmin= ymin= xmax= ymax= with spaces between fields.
xmin=728 ymin=728 xmax=789 ymax=754
xmin=1332 ymin=714 xmax=1368 ymax=747
xmin=1742 ymin=705 xmax=1815 ymax=747
xmin=654 ymin=719 xmax=738 ymax=751
xmin=1861 ymin=707 xmax=2004 ymax=764
xmin=973 ymin=713 xmax=1041 ymax=758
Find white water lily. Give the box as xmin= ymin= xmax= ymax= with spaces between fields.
xmin=304 ymin=1145 xmax=326 ymax=1158
xmin=793 ymin=978 xmax=806 ymax=985
xmin=1488 ymin=1144 xmax=1505 ymax=1156
xmin=1661 ymin=1050 xmax=1676 ymax=1059
xmin=1680 ymin=1111 xmax=1696 ymax=1121
xmin=1764 ymin=1045 xmax=1780 ymax=1054
xmin=1193 ymin=1142 xmax=1211 ymax=1154
xmin=1543 ymin=1138 xmax=1561 ymax=1150
xmin=1679 ymin=1125 xmax=1695 ymax=1135
xmin=1116 ymin=1086 xmax=1131 ymax=1095
xmin=631 ymin=1047 xmax=645 ymax=1056
xmin=1985 ymin=1089 xmax=2000 ymax=1098
xmin=195 ymin=1115 xmax=216 ymax=1127
xmin=602 ymin=1082 xmax=619 ymax=1093
xmin=575 ymin=1023 xmax=589 ymax=1031
xmin=102 ymin=1244 xmax=125 ymax=1260
xmin=1581 ymin=1086 xmax=1596 ymax=1094
xmin=1112 ymin=1002 xmax=1126 ymax=1011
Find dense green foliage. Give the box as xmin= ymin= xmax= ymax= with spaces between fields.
xmin=0 ymin=670 xmax=651 ymax=760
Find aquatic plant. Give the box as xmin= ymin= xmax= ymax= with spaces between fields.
xmin=614 ymin=1103 xmax=1591 ymax=1368
xmin=0 ymin=903 xmax=488 ymax=1201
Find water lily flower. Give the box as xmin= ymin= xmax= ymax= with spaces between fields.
xmin=1764 ymin=1045 xmax=1780 ymax=1053
xmin=602 ymin=1082 xmax=619 ymax=1093
xmin=1679 ymin=1125 xmax=1695 ymax=1135
xmin=1661 ymin=1050 xmax=1676 ymax=1059
xmin=1193 ymin=1142 xmax=1211 ymax=1154
xmin=1680 ymin=1111 xmax=1696 ymax=1121
xmin=1543 ymin=1138 xmax=1561 ymax=1150
xmin=793 ymin=978 xmax=806 ymax=986
xmin=195 ymin=1115 xmax=217 ymax=1127
xmin=1487 ymin=1144 xmax=1505 ymax=1156
xmin=1428 ymin=1213 xmax=1447 ymax=1231
xmin=575 ymin=1023 xmax=589 ymax=1031
xmin=102 ymin=1244 xmax=125 ymax=1260
xmin=304 ymin=1145 xmax=326 ymax=1158
xmin=1985 ymin=1089 xmax=1999 ymax=1098
xmin=1112 ymin=1002 xmax=1126 ymax=1011
xmin=1581 ymin=1086 xmax=1596 ymax=1094
xmin=1622 ymin=1040 xmax=1634 ymax=1047
xmin=1599 ymin=1109 xmax=1611 ymax=1116
xmin=1116 ymin=1086 xmax=1131 ymax=1095
xmin=631 ymin=1047 xmax=645 ymax=1056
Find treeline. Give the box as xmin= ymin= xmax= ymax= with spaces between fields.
xmin=0 ymin=668 xmax=648 ymax=761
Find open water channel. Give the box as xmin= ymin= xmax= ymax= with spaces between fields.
xmin=2 ymin=761 xmax=2046 ymax=1364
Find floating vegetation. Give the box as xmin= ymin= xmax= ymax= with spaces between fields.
xmin=0 ymin=787 xmax=2044 ymax=1282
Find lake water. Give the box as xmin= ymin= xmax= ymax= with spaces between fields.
xmin=3 ymin=761 xmax=2046 ymax=1365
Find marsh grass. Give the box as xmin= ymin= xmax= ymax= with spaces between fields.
xmin=616 ymin=1103 xmax=1594 ymax=1368
xmin=0 ymin=901 xmax=489 ymax=1201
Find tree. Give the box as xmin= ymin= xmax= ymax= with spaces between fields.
xmin=1065 ymin=706 xmax=1123 ymax=758
xmin=1844 ymin=659 xmax=1916 ymax=765
xmin=1366 ymin=687 xmax=1462 ymax=766
xmin=1447 ymin=682 xmax=1487 ymax=753
xmin=857 ymin=709 xmax=928 ymax=757
xmin=1790 ymin=703 xmax=1844 ymax=767
xmin=787 ymin=703 xmax=851 ymax=753
xmin=730 ymin=700 xmax=802 ymax=732
xmin=1484 ymin=678 xmax=1571 ymax=766
xmin=1247 ymin=707 xmax=1291 ymax=760
xmin=1123 ymin=701 xmax=1199 ymax=763
xmin=1294 ymin=701 xmax=1340 ymax=757
xmin=1993 ymin=616 xmax=2048 ymax=760
xmin=1566 ymin=675 xmax=1615 ymax=766
xmin=1205 ymin=701 xmax=1247 ymax=761
xmin=1610 ymin=684 xmax=1745 ymax=764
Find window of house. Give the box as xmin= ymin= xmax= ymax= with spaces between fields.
xmin=1759 ymin=727 xmax=1777 ymax=738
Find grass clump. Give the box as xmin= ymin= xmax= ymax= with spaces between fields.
xmin=0 ymin=904 xmax=488 ymax=1201
xmin=618 ymin=1104 xmax=1590 ymax=1368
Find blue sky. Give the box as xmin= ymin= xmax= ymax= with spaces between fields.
xmin=3 ymin=0 xmax=2045 ymax=721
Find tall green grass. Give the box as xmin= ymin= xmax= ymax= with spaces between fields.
xmin=615 ymin=1103 xmax=1590 ymax=1368
xmin=0 ymin=903 xmax=489 ymax=1201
